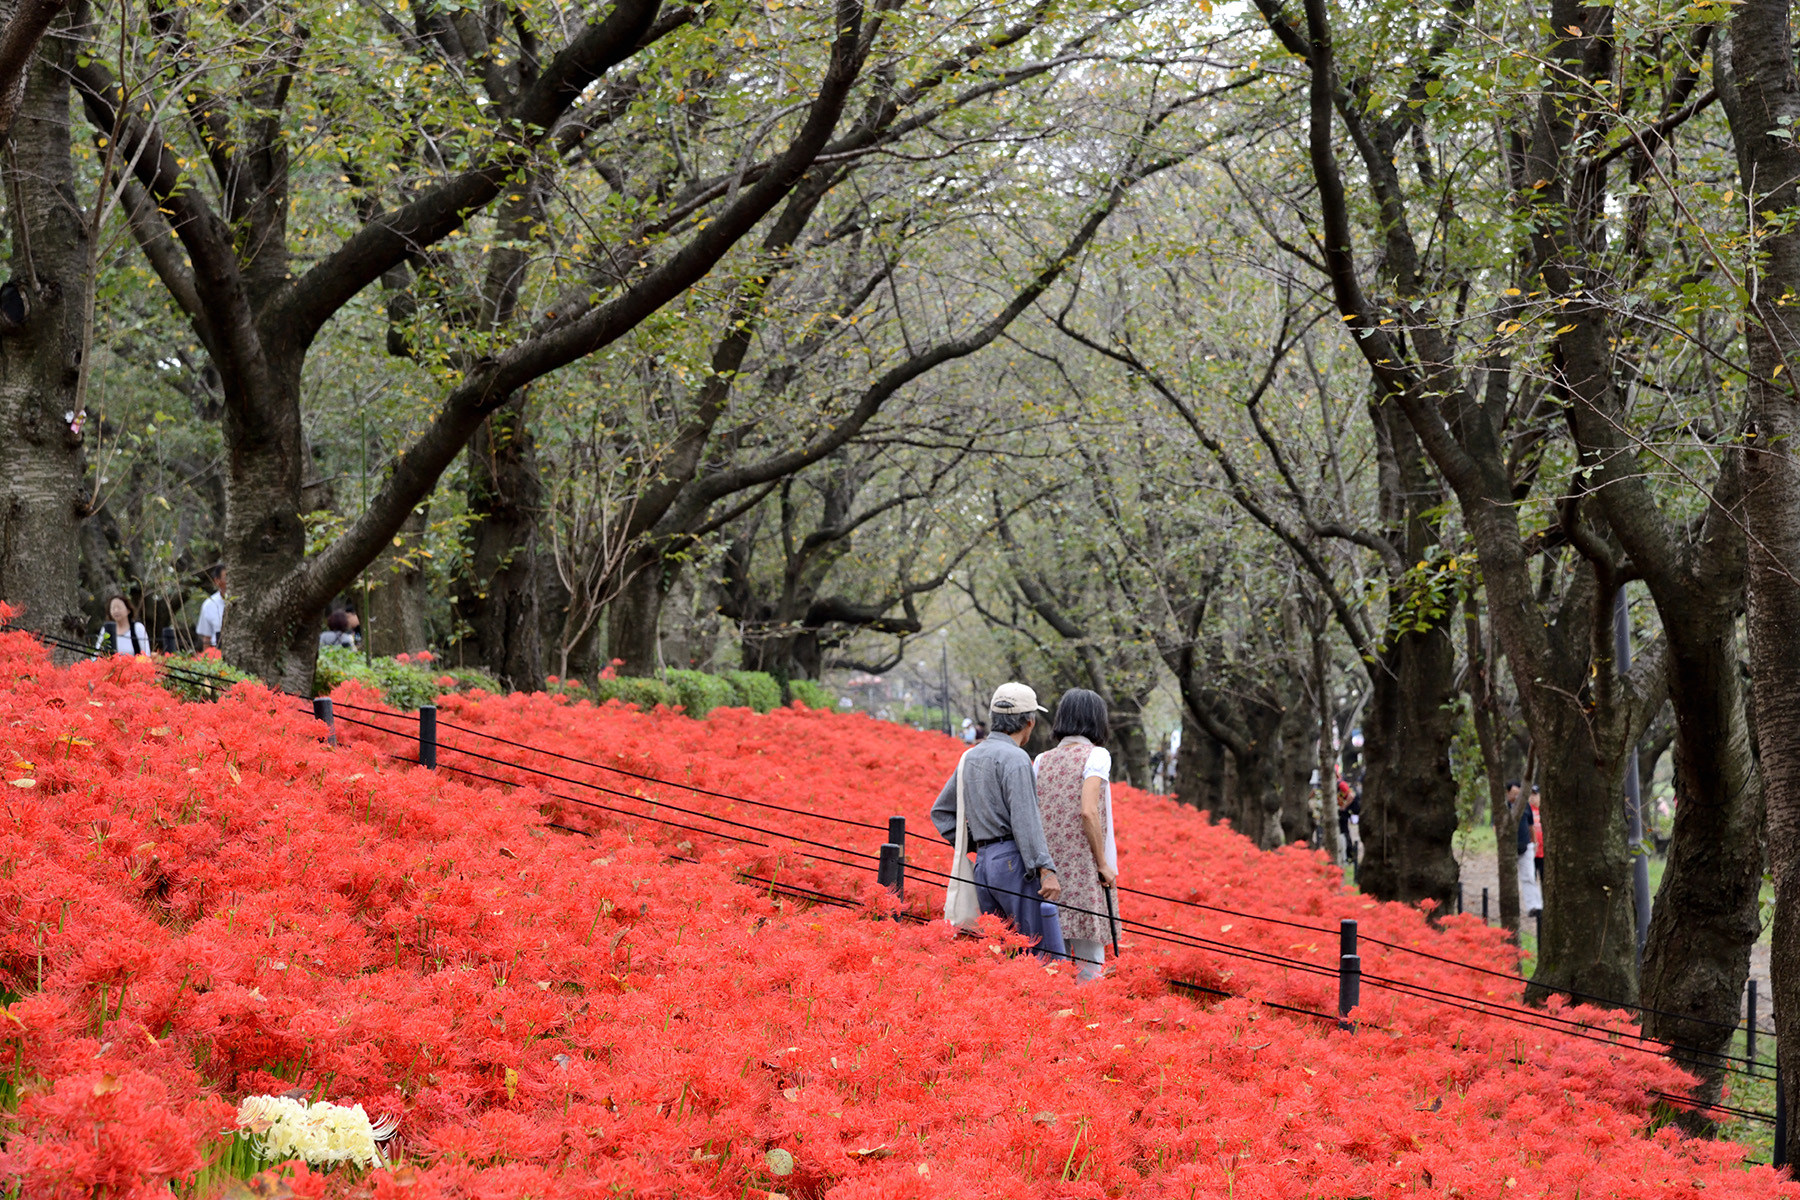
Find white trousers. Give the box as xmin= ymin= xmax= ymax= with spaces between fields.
xmin=1068 ymin=937 xmax=1105 ymax=984
xmin=1518 ymin=849 xmax=1543 ymax=914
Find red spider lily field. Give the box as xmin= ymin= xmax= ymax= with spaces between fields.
xmin=0 ymin=633 xmax=1791 ymax=1199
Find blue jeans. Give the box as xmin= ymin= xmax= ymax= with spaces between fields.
xmin=973 ymin=839 xmax=1067 ymax=961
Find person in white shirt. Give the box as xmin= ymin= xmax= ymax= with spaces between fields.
xmin=195 ymin=564 xmax=226 ymax=649
xmin=97 ymin=594 xmax=151 ymax=656
xmin=1032 ymin=688 xmax=1120 ymax=983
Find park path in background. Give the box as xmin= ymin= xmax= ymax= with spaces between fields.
xmin=1453 ymin=840 xmax=1772 ymax=1031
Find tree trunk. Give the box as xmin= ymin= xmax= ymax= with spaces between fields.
xmin=217 ymin=352 xmax=316 ymax=694
xmin=1527 ymin=704 xmax=1639 ymax=1007
xmin=1358 ymin=623 xmax=1461 ymax=908
xmin=0 ymin=30 xmax=87 ymax=647
xmin=1109 ymin=688 xmax=1153 ymax=789
xmin=1231 ymin=695 xmax=1287 ymax=849
xmin=1463 ymin=593 xmax=1517 ymax=929
xmin=366 ymin=504 xmax=430 ymax=657
xmin=1311 ymin=622 xmax=1342 ymax=864
xmin=607 ymin=546 xmax=667 ymax=676
xmin=1277 ymin=695 xmax=1316 ymax=844
xmin=1698 ymin=12 xmax=1798 ymax=1156
xmin=1640 ymin=626 xmax=1764 ymax=1119
xmin=1176 ymin=720 xmax=1225 ymax=814
xmin=457 ymin=395 xmax=543 ymax=691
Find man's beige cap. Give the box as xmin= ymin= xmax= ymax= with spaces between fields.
xmin=990 ymin=681 xmax=1049 ymax=715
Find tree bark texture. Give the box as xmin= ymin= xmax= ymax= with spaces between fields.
xmin=1639 ymin=623 xmax=1763 ymax=1114
xmin=457 ymin=396 xmax=543 ymax=690
xmin=366 ymin=505 xmax=429 ymax=657
xmin=0 ymin=28 xmax=88 ymax=646
xmin=1175 ymin=721 xmax=1226 ymax=815
xmin=1355 ymin=400 xmax=1461 ymax=907
xmin=1358 ymin=624 xmax=1461 ymax=909
xmin=607 ymin=546 xmax=669 ymax=676
xmin=1720 ymin=0 xmax=1800 ymax=1162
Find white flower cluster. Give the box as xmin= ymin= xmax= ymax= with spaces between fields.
xmin=234 ymin=1095 xmax=386 ymax=1169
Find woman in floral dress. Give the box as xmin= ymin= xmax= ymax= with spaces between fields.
xmin=1033 ymin=689 xmax=1118 ymax=982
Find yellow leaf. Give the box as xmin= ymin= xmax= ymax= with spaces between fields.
xmin=1554 ymin=324 xmax=1577 ymax=334
xmin=504 ymin=1067 xmax=519 ymax=1101
xmin=1504 ymin=287 xmax=1521 ymax=296
xmin=226 ymin=761 xmax=241 ymax=785
xmin=1776 ymin=365 xmax=1786 ymax=379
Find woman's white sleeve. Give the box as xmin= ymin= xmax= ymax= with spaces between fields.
xmin=1084 ymin=747 xmax=1112 ymax=781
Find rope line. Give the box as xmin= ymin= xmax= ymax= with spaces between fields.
xmin=316 ymin=683 xmax=1774 ymax=1042
xmin=328 ymin=696 xmax=1782 ymax=1085
xmin=326 ymin=708 xmax=885 ymax=864
xmin=5 ymin=627 xmax=1782 ymax=1112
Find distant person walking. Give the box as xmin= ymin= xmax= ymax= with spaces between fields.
xmin=97 ymin=594 xmax=150 ymax=656
xmin=930 ymin=682 xmax=1064 ymax=958
xmin=1530 ymin=785 xmax=1545 ymax=884
xmin=1033 ymin=688 xmax=1120 ymax=983
xmin=1337 ymin=778 xmax=1360 ymax=867
xmin=1511 ymin=780 xmax=1542 ymax=917
xmin=195 ymin=564 xmax=226 ymax=649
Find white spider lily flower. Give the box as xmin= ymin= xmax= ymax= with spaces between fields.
xmin=234 ymin=1095 xmax=394 ymax=1169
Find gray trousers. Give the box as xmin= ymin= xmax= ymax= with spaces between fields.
xmin=973 ymin=839 xmax=1067 ymax=961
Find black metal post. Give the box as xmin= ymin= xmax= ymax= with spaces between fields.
xmin=1482 ymin=887 xmax=1489 ymax=924
xmin=101 ymin=621 xmax=115 ymax=654
xmin=1340 ymin=917 xmax=1357 ymax=960
xmin=1338 ymin=953 xmax=1361 ymax=1031
xmin=160 ymin=627 xmax=177 ymax=654
xmin=313 ymin=697 xmax=336 ymax=746
xmin=888 ymin=816 xmax=906 ymax=902
xmin=878 ymin=843 xmax=902 ymax=902
xmin=1748 ymin=980 xmax=1758 ymax=1066
xmin=419 ymin=705 xmax=437 ymax=770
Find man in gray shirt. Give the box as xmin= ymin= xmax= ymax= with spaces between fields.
xmin=931 ymin=682 xmax=1064 ymax=955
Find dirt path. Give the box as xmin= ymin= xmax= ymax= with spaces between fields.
xmin=1448 ymin=841 xmax=1771 ymax=1032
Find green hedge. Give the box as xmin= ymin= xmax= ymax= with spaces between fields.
xmin=723 ymin=670 xmax=781 ymax=713
xmin=667 ymin=669 xmax=739 ymax=717
xmin=313 ymin=646 xmax=500 ymax=710
xmin=788 ymin=678 xmax=834 ymax=710
xmin=159 ymin=655 xmax=257 ymax=703
xmin=593 ymin=675 xmax=679 ymax=710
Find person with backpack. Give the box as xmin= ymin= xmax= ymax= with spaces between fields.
xmin=97 ymin=594 xmax=151 ymax=656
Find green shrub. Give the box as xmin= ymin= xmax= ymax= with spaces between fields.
xmin=446 ymin=666 xmax=503 ymax=696
xmin=313 ymin=646 xmax=491 ymax=710
xmin=666 ymin=669 xmax=739 ymax=717
xmin=723 ymin=670 xmax=781 ymax=713
xmin=593 ymin=675 xmax=679 ymax=711
xmin=788 ymin=678 xmax=834 ymax=710
xmin=159 ymin=655 xmax=256 ymax=703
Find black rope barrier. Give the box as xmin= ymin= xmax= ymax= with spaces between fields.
xmin=316 ymin=685 xmax=1775 ymax=1045
xmin=6 ymin=626 xmax=1782 ymax=1122
xmin=327 ymin=696 xmax=1783 ymax=1089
